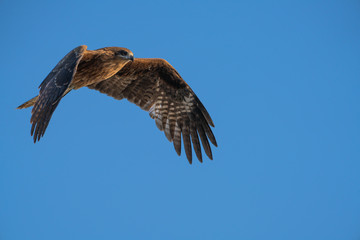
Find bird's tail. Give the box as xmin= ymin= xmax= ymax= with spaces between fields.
xmin=17 ymin=96 xmax=39 ymax=109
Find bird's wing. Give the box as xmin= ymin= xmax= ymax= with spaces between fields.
xmin=31 ymin=45 xmax=87 ymax=142
xmin=88 ymin=58 xmax=217 ymax=163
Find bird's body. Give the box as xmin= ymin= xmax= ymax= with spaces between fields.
xmin=18 ymin=45 xmax=217 ymax=164
xmin=71 ymin=47 xmax=133 ymax=89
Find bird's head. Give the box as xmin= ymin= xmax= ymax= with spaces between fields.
xmin=114 ymin=47 xmax=134 ymax=62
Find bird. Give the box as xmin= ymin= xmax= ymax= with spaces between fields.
xmin=17 ymin=45 xmax=217 ymax=164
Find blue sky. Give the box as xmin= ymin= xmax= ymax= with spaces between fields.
xmin=1 ymin=0 xmax=360 ymax=239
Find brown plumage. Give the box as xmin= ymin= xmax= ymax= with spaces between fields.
xmin=18 ymin=45 xmax=134 ymax=143
xmin=18 ymin=45 xmax=217 ymax=164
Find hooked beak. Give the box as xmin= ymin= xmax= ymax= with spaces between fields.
xmin=129 ymin=54 xmax=134 ymax=62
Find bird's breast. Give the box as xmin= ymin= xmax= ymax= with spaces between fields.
xmin=71 ymin=60 xmax=127 ymax=89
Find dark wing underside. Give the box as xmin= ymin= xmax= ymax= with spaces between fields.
xmin=88 ymin=58 xmax=217 ymax=163
xmin=31 ymin=45 xmax=87 ymax=142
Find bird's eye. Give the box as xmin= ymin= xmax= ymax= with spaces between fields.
xmin=118 ymin=50 xmax=128 ymax=56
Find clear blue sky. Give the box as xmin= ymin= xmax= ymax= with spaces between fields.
xmin=1 ymin=0 xmax=360 ymax=239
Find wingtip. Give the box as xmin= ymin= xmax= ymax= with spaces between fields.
xmin=207 ymin=117 xmax=215 ymax=128
xmin=206 ymin=149 xmax=213 ymax=160
xmin=196 ymin=153 xmax=203 ymax=163
xmin=32 ymin=133 xmax=41 ymax=143
xmin=186 ymin=154 xmax=192 ymax=164
xmin=174 ymin=147 xmax=181 ymax=156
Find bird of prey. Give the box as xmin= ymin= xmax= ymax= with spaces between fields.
xmin=17 ymin=45 xmax=217 ymax=163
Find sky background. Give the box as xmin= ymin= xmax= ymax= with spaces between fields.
xmin=1 ymin=0 xmax=360 ymax=239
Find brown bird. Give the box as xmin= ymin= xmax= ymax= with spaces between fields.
xmin=18 ymin=45 xmax=217 ymax=163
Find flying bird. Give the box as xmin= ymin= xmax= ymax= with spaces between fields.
xmin=17 ymin=45 xmax=217 ymax=163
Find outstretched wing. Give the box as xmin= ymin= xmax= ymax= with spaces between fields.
xmin=31 ymin=45 xmax=87 ymax=142
xmin=88 ymin=58 xmax=217 ymax=163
